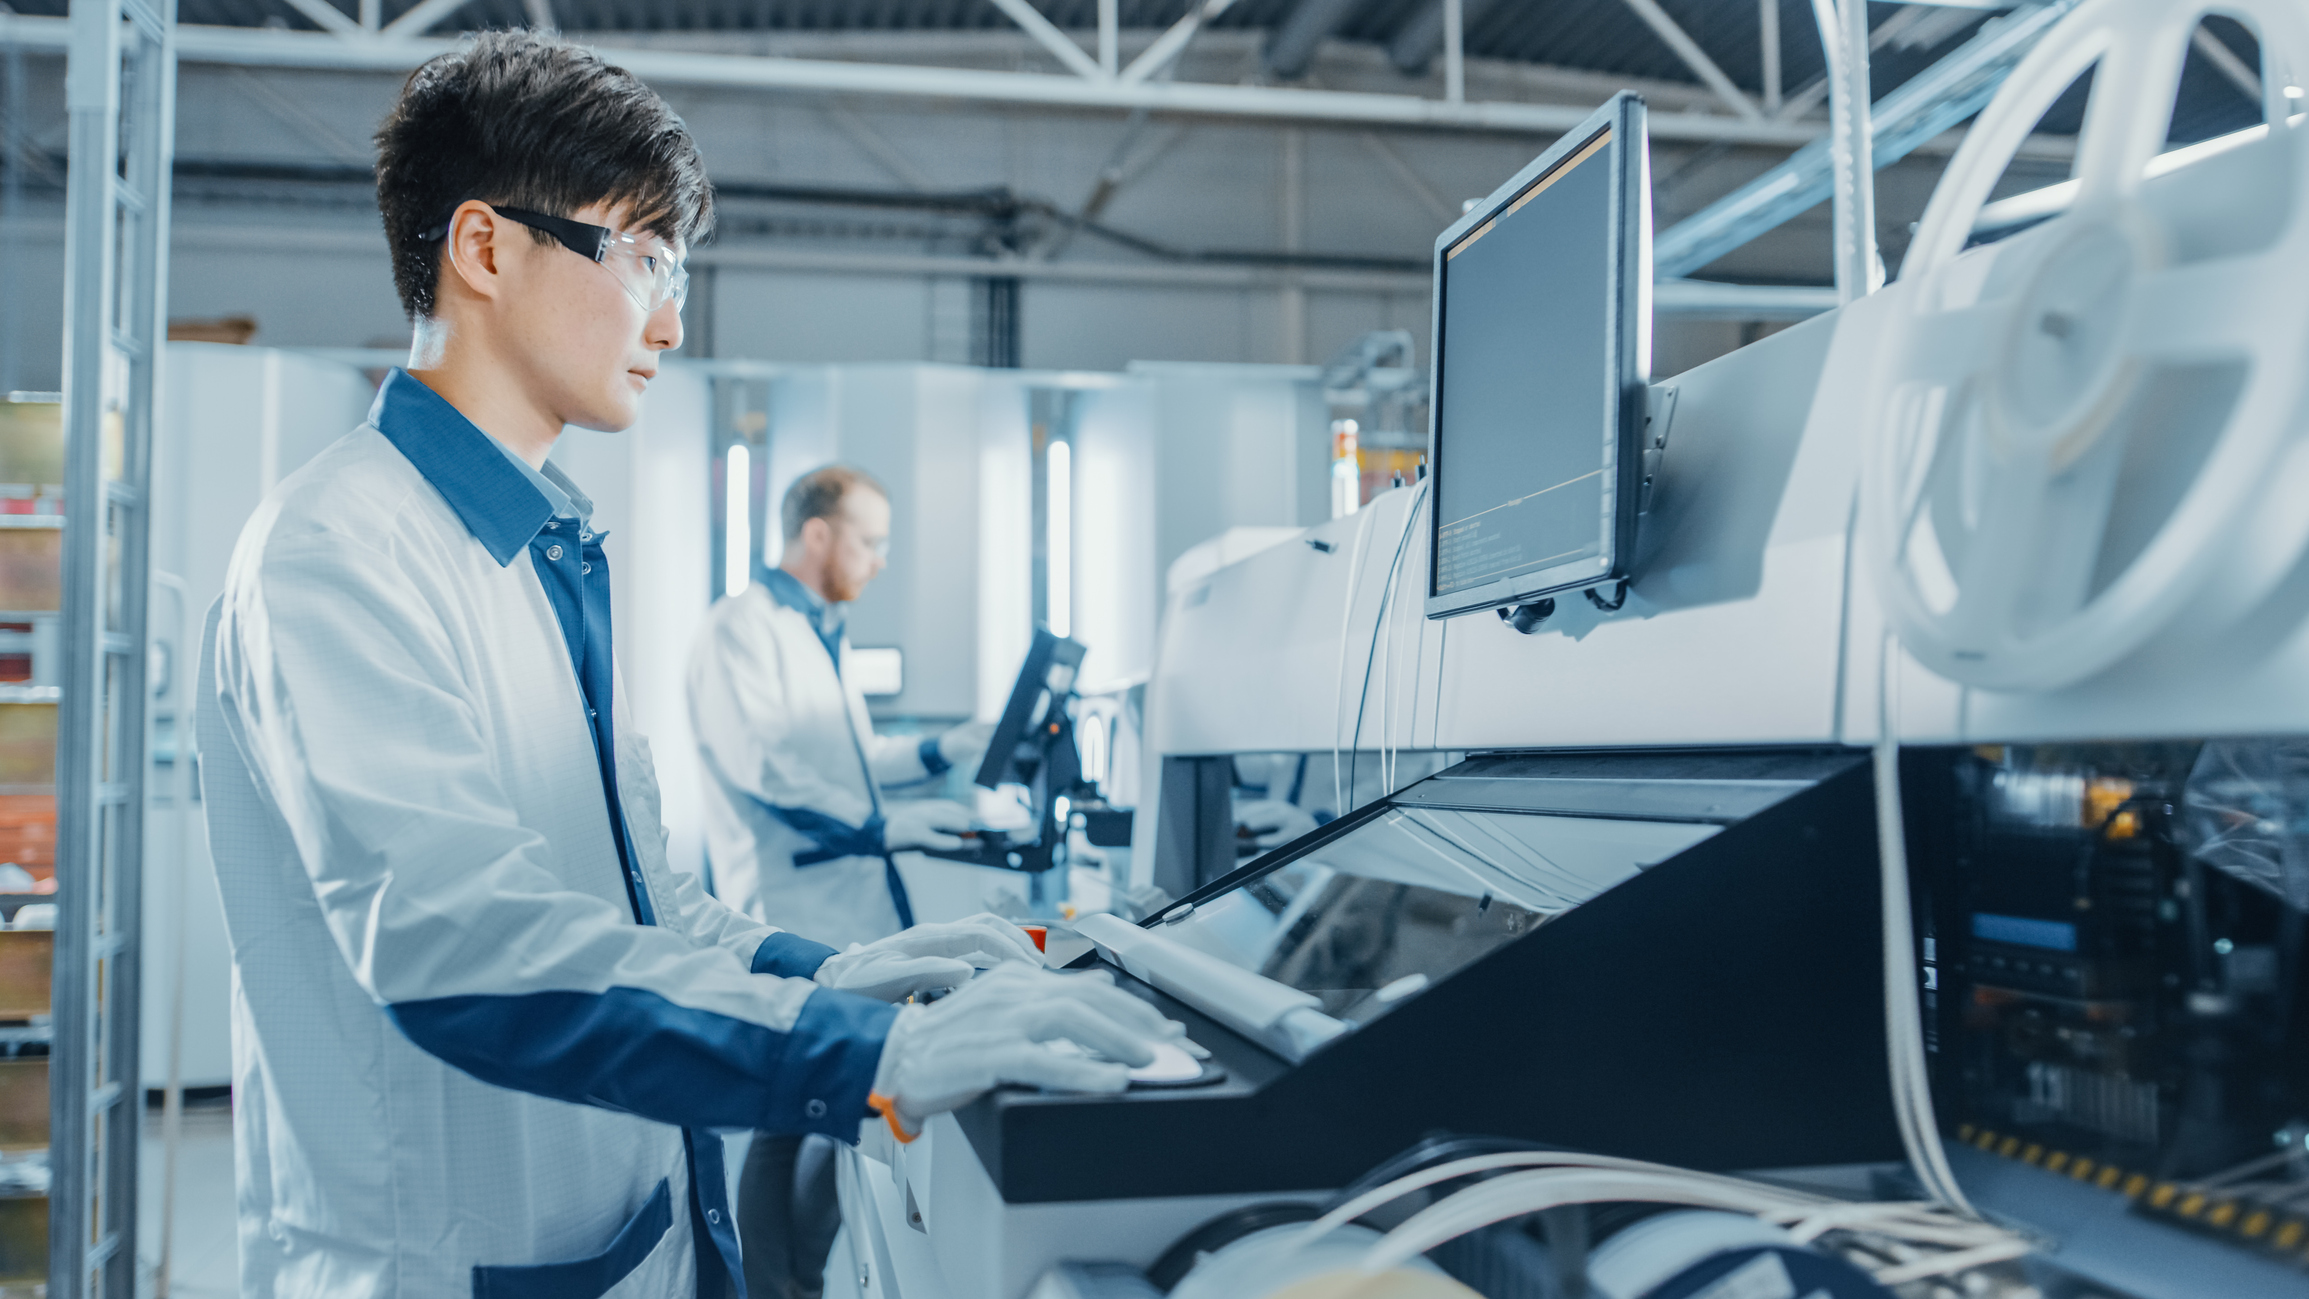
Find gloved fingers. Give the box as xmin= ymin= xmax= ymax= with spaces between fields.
xmin=1031 ymin=974 xmax=1183 ymax=1041
xmin=1015 ymin=997 xmax=1169 ymax=1068
xmin=991 ymin=1046 xmax=1133 ymax=1096
xmin=831 ymin=955 xmax=974 ymax=1001
xmin=922 ymin=914 xmax=1043 ymax=964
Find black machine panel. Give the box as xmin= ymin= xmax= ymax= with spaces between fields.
xmin=1904 ymin=742 xmax=2309 ymax=1284
xmin=958 ymin=749 xmax=1902 ymax=1203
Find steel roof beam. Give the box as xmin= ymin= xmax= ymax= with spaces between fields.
xmin=1654 ymin=0 xmax=2080 ymax=280
xmin=1385 ymin=0 xmax=1505 ymax=77
xmin=381 ymin=0 xmax=475 ymax=39
xmin=984 ymin=0 xmax=1109 ymax=81
xmin=0 ymin=13 xmax=1833 ymax=143
xmin=1121 ymin=0 xmax=1237 ymax=84
xmin=1265 ymin=0 xmax=1361 ymax=80
xmin=276 ymin=0 xmax=361 ymax=38
xmin=1619 ymin=0 xmax=1763 ymax=122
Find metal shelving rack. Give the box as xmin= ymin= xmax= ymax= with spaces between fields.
xmin=55 ymin=1 xmax=174 ymax=1294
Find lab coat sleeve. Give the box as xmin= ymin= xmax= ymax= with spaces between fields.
xmin=606 ymin=679 xmax=823 ymax=973
xmin=864 ymin=729 xmax=937 ymax=787
xmin=687 ymin=602 xmax=884 ymax=856
xmin=213 ymin=526 xmax=889 ymax=1139
xmin=660 ymin=859 xmax=838 ymax=980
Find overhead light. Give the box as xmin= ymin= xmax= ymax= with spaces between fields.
xmin=724 ymin=443 xmax=750 ymax=599
xmin=1047 ymin=438 xmax=1071 ymax=639
xmin=2286 ymin=85 xmax=2305 ymax=99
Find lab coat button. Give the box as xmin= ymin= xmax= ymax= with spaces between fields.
xmin=706 ymin=1209 xmax=721 ymax=1225
xmin=545 ymin=545 xmax=564 ymax=562
xmin=582 ymin=562 xmax=592 ymax=575
xmin=544 ymin=521 xmax=558 ymax=531
xmin=806 ymin=1098 xmax=828 ymax=1119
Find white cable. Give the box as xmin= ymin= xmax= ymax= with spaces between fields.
xmin=1380 ymin=485 xmax=1431 ymax=795
xmin=1296 ymin=1150 xmax=1830 ymax=1251
xmin=1331 ymin=503 xmax=1381 ymax=816
xmin=1871 ymin=1239 xmax=2036 ymax=1286
xmin=1355 ymin=1170 xmax=1822 ymax=1275
xmin=1343 ymin=484 xmax=1428 ymax=809
xmin=1299 ymin=1148 xmax=2020 ymax=1284
xmin=1876 ymin=630 xmax=1977 ymax=1215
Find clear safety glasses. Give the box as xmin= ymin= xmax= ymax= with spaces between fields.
xmin=416 ymin=203 xmax=690 ymax=313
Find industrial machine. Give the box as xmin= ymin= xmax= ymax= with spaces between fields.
xmin=834 ymin=3 xmax=2309 ymax=1295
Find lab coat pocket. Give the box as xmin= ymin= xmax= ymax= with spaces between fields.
xmin=469 ymin=1177 xmax=674 ymax=1299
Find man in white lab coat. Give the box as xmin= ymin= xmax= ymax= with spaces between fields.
xmin=686 ymin=464 xmax=994 ymax=1297
xmin=197 ymin=31 xmax=1175 ymax=1299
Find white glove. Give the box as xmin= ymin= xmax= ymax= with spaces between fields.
xmin=813 ymin=913 xmax=1045 ymax=1002
xmin=871 ymin=964 xmax=1184 ymax=1126
xmin=884 ymin=798 xmax=974 ymax=851
xmin=1234 ymin=797 xmax=1319 ymax=852
xmin=937 ymin=720 xmax=998 ymax=775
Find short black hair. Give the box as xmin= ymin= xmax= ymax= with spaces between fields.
xmin=782 ymin=464 xmax=887 ymax=543
xmin=374 ymin=30 xmax=713 ymax=320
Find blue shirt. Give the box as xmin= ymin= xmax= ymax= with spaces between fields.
xmin=367 ymin=370 xmax=653 ymax=925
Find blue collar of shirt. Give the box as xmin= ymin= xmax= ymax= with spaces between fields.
xmin=494 ymin=438 xmax=591 ymax=528
xmin=370 ymin=369 xmax=595 ymax=565
xmin=756 ymin=566 xmax=846 ymax=661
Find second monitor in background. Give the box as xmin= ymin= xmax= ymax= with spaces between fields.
xmin=1424 ymin=91 xmax=1651 ymax=622
xmin=924 ymin=628 xmax=1088 ymax=873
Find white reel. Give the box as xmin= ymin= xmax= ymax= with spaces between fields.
xmin=1860 ymin=0 xmax=2309 ymax=691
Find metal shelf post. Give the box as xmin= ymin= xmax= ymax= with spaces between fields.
xmin=55 ymin=1 xmax=174 ymax=1294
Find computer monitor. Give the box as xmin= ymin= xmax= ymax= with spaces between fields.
xmin=1424 ymin=91 xmax=1650 ymax=620
xmin=974 ymin=628 xmax=1087 ymax=790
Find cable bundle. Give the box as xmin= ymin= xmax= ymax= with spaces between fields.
xmin=1283 ymin=1150 xmax=2031 ymax=1290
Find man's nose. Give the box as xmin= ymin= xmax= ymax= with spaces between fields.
xmin=647 ymin=298 xmax=684 ymax=351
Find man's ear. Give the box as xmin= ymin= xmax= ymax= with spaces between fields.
xmin=439 ymin=200 xmax=511 ymax=306
xmin=799 ymin=515 xmax=833 ymax=556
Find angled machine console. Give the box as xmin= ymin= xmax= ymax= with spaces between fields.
xmin=955 ymin=748 xmax=1901 ymax=1204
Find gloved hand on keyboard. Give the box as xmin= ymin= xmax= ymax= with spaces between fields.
xmin=870 ymin=964 xmax=1183 ymax=1127
xmin=813 ymin=912 xmax=1044 ymax=1002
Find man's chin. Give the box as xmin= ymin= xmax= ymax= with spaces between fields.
xmin=568 ymin=398 xmax=641 ymax=434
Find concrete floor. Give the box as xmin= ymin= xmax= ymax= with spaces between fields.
xmin=138 ymin=1100 xmax=238 ymax=1298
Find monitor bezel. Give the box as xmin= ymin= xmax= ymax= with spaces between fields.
xmin=1423 ymin=91 xmax=1650 ymax=621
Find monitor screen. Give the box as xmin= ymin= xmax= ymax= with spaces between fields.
xmin=1426 ymin=94 xmax=1647 ymax=618
xmin=974 ymin=629 xmax=1086 ymax=789
xmin=1152 ymin=800 xmax=1718 ymax=1032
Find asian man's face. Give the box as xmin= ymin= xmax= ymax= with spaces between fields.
xmin=494 ymin=199 xmax=685 ymax=434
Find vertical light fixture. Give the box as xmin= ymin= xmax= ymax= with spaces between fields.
xmin=724 ymin=443 xmax=751 ymax=599
xmin=1047 ymin=437 xmax=1072 ymax=637
xmin=1331 ymin=419 xmax=1362 ymax=518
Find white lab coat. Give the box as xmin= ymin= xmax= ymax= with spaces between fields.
xmin=198 ymin=389 xmax=894 ymax=1299
xmin=687 ymin=581 xmax=939 ymax=950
